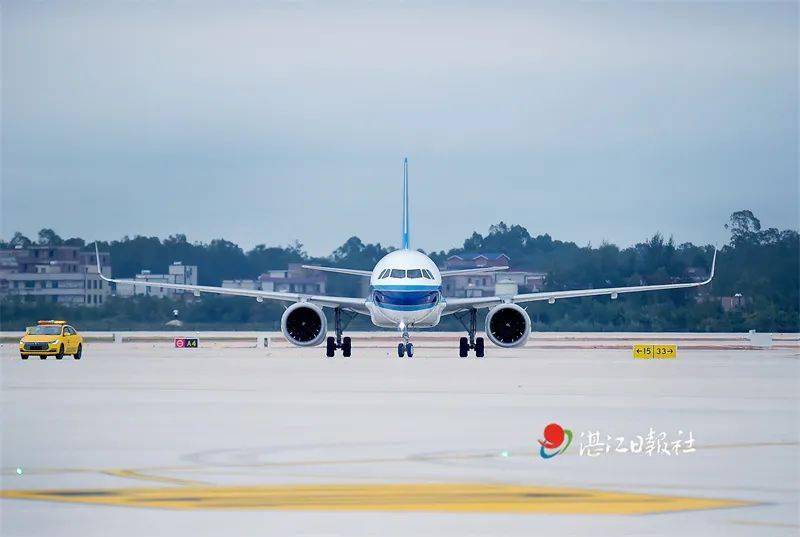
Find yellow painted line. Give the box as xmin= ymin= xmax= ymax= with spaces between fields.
xmin=0 ymin=484 xmax=752 ymax=514
xmin=101 ymin=469 xmax=208 ymax=487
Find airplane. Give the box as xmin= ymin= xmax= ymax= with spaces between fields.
xmin=96 ymin=159 xmax=717 ymax=358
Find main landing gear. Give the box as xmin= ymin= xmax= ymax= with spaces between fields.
xmin=397 ymin=323 xmax=414 ymax=358
xmin=454 ymin=308 xmax=485 ymax=358
xmin=326 ymin=307 xmax=355 ymax=358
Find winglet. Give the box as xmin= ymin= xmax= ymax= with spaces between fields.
xmin=402 ymin=158 xmax=409 ymax=250
xmin=94 ymin=244 xmax=111 ymax=282
xmin=700 ymin=248 xmax=718 ymax=285
xmin=708 ymin=248 xmax=717 ymax=282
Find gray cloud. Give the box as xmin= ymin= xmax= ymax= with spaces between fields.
xmin=3 ymin=1 xmax=797 ymax=254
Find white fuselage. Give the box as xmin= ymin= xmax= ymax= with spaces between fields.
xmin=365 ymin=250 xmax=446 ymax=329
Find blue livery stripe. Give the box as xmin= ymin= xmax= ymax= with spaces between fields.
xmin=376 ymin=303 xmax=437 ymax=312
xmin=373 ymin=285 xmax=441 ymax=291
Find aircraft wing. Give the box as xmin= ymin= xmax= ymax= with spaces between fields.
xmin=301 ymin=265 xmax=372 ymax=277
xmin=94 ymin=247 xmax=369 ymax=313
xmin=440 ymin=266 xmax=509 ymax=277
xmin=444 ymin=250 xmax=716 ymax=313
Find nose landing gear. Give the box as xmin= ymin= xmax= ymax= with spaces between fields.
xmin=397 ymin=323 xmax=414 ymax=358
xmin=455 ymin=308 xmax=485 ymax=358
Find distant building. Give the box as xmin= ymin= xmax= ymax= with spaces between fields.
xmin=259 ymin=263 xmax=326 ymax=294
xmin=443 ymin=274 xmax=496 ymax=298
xmin=685 ymin=266 xmax=709 ymax=282
xmin=440 ymin=253 xmax=547 ymax=298
xmin=721 ymin=294 xmax=749 ymax=312
xmin=222 ymin=279 xmax=260 ymax=290
xmin=498 ymin=271 xmax=547 ymax=292
xmin=0 ymin=245 xmax=112 ymax=305
xmin=115 ymin=262 xmax=198 ymax=298
xmin=445 ymin=253 xmax=510 ymax=270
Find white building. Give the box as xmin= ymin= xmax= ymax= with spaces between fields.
xmin=438 ymin=253 xmax=548 ymax=298
xmin=222 ymin=279 xmax=260 ymax=290
xmin=0 ymin=246 xmax=112 ymax=306
xmin=115 ymin=262 xmax=198 ymax=298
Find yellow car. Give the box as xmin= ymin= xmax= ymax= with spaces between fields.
xmin=19 ymin=320 xmax=83 ymax=360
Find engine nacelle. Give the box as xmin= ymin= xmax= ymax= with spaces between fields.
xmin=281 ymin=302 xmax=327 ymax=347
xmin=485 ymin=303 xmax=531 ymax=348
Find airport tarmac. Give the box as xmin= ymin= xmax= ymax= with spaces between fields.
xmin=1 ymin=333 xmax=798 ymax=536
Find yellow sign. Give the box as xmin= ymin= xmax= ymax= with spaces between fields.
xmin=633 ymin=344 xmax=677 ymax=359
xmin=0 ymin=483 xmax=749 ymax=515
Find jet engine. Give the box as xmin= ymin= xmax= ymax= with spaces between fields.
xmin=484 ymin=303 xmax=531 ymax=348
xmin=281 ymin=302 xmax=327 ymax=347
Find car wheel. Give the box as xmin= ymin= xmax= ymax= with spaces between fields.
xmin=40 ymin=355 xmax=47 ymax=360
xmin=74 ymin=344 xmax=82 ymax=360
xmin=55 ymin=344 xmax=64 ymax=360
xmin=20 ymin=353 xmax=28 ymax=360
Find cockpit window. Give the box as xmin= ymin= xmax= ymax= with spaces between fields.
xmin=378 ymin=269 xmax=390 ymax=279
xmin=422 ymin=269 xmax=433 ymax=279
xmin=406 ymin=269 xmax=422 ymax=279
xmin=390 ymin=269 xmax=406 ymax=278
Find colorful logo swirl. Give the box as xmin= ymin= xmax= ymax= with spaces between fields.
xmin=539 ymin=423 xmax=573 ymax=459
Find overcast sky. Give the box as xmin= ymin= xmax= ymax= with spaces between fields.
xmin=2 ymin=1 xmax=797 ymax=255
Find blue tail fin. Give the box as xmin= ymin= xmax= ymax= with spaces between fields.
xmin=402 ymin=158 xmax=410 ymax=250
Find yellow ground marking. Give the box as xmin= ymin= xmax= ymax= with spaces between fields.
xmin=100 ymin=469 xmax=208 ymax=486
xmin=0 ymin=483 xmax=752 ymax=514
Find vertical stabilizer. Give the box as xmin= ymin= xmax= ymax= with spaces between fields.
xmin=402 ymin=158 xmax=410 ymax=250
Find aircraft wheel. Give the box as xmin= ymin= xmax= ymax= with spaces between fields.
xmin=326 ymin=336 xmax=336 ymax=357
xmin=459 ymin=337 xmax=469 ymax=358
xmin=397 ymin=343 xmax=405 ymax=358
xmin=74 ymin=344 xmax=82 ymax=360
xmin=406 ymin=343 xmax=413 ymax=358
xmin=475 ymin=337 xmax=485 ymax=358
xmin=342 ymin=337 xmax=352 ymax=358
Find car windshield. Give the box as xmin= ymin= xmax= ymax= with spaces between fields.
xmin=406 ymin=269 xmax=422 ymax=278
xmin=27 ymin=326 xmax=62 ymax=335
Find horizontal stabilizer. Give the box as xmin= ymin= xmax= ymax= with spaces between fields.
xmin=301 ymin=265 xmax=373 ymax=277
xmin=440 ymin=266 xmax=510 ymax=277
